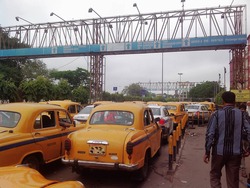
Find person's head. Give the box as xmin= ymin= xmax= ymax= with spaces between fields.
xmin=221 ymin=91 xmax=235 ymax=104
xmin=239 ymin=103 xmax=246 ymax=111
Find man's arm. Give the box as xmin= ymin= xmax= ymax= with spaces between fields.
xmin=204 ymin=112 xmax=218 ymax=163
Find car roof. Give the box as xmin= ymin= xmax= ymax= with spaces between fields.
xmin=92 ymin=102 xmax=148 ymax=113
xmin=40 ymin=100 xmax=81 ymax=108
xmin=0 ymin=103 xmax=66 ymax=113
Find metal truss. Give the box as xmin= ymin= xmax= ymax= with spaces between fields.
xmin=0 ymin=4 xmax=247 ymax=100
xmin=89 ymin=55 xmax=104 ymax=102
xmin=138 ymin=81 xmax=201 ymax=93
xmin=0 ymin=5 xmax=246 ymax=50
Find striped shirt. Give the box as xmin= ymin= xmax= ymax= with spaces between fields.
xmin=205 ymin=105 xmax=250 ymax=156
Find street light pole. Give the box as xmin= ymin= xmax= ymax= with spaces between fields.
xmin=162 ymin=53 xmax=164 ymax=98
xmin=50 ymin=12 xmax=67 ymax=22
xmin=178 ymin=73 xmax=183 ymax=101
xmin=88 ymin=8 xmax=102 ymax=19
xmin=133 ymin=3 xmax=147 ymax=41
xmin=15 ymin=16 xmax=33 ymax=25
xmin=133 ymin=3 xmax=141 ymax=15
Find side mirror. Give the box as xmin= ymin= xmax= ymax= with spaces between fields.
xmin=59 ymin=121 xmax=71 ymax=128
xmin=155 ymin=117 xmax=160 ymax=122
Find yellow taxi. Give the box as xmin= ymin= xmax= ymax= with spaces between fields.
xmin=0 ymin=165 xmax=85 ymax=188
xmin=0 ymin=103 xmax=85 ymax=171
xmin=164 ymin=102 xmax=188 ymax=131
xmin=40 ymin=100 xmax=83 ymax=118
xmin=62 ymin=102 xmax=162 ymax=181
xmin=199 ymin=101 xmax=216 ymax=112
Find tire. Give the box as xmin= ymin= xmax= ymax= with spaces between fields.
xmin=22 ymin=155 xmax=40 ymax=171
xmin=135 ymin=152 xmax=149 ymax=181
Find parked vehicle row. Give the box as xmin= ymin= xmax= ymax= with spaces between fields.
xmin=0 ymin=100 xmax=214 ymax=186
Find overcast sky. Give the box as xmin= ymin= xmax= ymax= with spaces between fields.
xmin=0 ymin=0 xmax=249 ymax=93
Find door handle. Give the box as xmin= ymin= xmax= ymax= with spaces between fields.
xmin=34 ymin=132 xmax=40 ymax=136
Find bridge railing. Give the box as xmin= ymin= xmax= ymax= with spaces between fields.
xmin=0 ymin=5 xmax=246 ymax=49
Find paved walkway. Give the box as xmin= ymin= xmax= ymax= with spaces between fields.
xmin=170 ymin=125 xmax=249 ymax=188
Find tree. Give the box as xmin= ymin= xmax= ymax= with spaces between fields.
xmin=54 ymin=79 xmax=72 ymax=100
xmin=72 ymin=86 xmax=89 ymax=104
xmin=188 ymin=81 xmax=222 ymax=101
xmin=50 ymin=68 xmax=90 ymax=89
xmin=20 ymin=76 xmax=54 ymax=102
xmin=0 ymin=74 xmax=18 ymax=102
xmin=21 ymin=59 xmax=49 ymax=80
xmin=122 ymin=83 xmax=145 ymax=97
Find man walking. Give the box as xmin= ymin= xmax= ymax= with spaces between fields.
xmin=203 ymin=91 xmax=250 ymax=188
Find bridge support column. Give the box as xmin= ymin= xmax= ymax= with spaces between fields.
xmin=89 ymin=55 xmax=104 ymax=103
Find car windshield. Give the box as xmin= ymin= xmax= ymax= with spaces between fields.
xmin=0 ymin=111 xmax=21 ymax=128
xmin=151 ymin=108 xmax=161 ymax=115
xmin=186 ymin=105 xmax=199 ymax=110
xmin=79 ymin=106 xmax=93 ymax=114
xmin=89 ymin=110 xmax=134 ymax=126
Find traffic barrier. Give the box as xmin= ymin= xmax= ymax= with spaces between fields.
xmin=168 ymin=135 xmax=173 ymax=171
xmin=178 ymin=125 xmax=182 ymax=150
xmin=167 ymin=125 xmax=185 ymax=174
xmin=176 ymin=126 xmax=180 ymax=154
xmin=172 ymin=130 xmax=177 ymax=162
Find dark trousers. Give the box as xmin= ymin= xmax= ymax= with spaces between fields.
xmin=210 ymin=154 xmax=241 ymax=188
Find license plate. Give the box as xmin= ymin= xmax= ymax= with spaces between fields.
xmin=89 ymin=144 xmax=106 ymax=155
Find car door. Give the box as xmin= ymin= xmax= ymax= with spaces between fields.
xmin=144 ymin=109 xmax=160 ymax=155
xmin=32 ymin=110 xmax=62 ymax=162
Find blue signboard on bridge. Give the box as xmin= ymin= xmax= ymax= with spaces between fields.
xmin=0 ymin=35 xmax=247 ymax=59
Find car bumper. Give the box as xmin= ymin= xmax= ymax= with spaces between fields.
xmin=62 ymin=158 xmax=139 ymax=171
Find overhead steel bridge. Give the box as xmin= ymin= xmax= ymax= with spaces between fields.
xmin=0 ymin=5 xmax=247 ymax=101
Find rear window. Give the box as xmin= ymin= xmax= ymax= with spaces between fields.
xmin=165 ymin=105 xmax=177 ymax=110
xmin=186 ymin=105 xmax=199 ymax=110
xmin=89 ymin=110 xmax=134 ymax=126
xmin=0 ymin=111 xmax=21 ymax=128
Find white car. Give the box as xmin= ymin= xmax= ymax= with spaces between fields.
xmin=186 ymin=103 xmax=210 ymax=124
xmin=73 ymin=105 xmax=94 ymax=123
xmin=148 ymin=105 xmax=173 ymax=144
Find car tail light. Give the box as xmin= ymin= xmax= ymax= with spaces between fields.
xmin=126 ymin=141 xmax=133 ymax=159
xmin=159 ymin=119 xmax=165 ymax=125
xmin=65 ymin=138 xmax=71 ymax=152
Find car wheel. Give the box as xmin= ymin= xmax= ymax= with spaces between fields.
xmin=22 ymin=155 xmax=40 ymax=171
xmin=135 ymin=152 xmax=150 ymax=181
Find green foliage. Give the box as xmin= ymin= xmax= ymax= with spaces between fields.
xmin=122 ymin=83 xmax=146 ymax=97
xmin=54 ymin=79 xmax=72 ymax=100
xmin=0 ymin=74 xmax=19 ymax=102
xmin=72 ymin=86 xmax=89 ymax=104
xmin=21 ymin=59 xmax=49 ymax=80
xmin=214 ymin=89 xmax=225 ymax=105
xmin=20 ymin=76 xmax=54 ymax=102
xmin=50 ymin=68 xmax=90 ymax=88
xmin=188 ymin=81 xmax=222 ymax=101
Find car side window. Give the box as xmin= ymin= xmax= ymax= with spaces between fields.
xmin=144 ymin=111 xmax=150 ymax=126
xmin=163 ymin=108 xmax=169 ymax=116
xmin=34 ymin=111 xmax=56 ymax=129
xmin=149 ymin=110 xmax=154 ymax=123
xmin=76 ymin=105 xmax=82 ymax=113
xmin=68 ymin=105 xmax=76 ymax=113
xmin=58 ymin=110 xmax=72 ymax=124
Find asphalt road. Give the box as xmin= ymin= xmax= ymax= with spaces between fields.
xmin=41 ymin=125 xmax=250 ymax=188
xmin=41 ymin=141 xmax=172 ymax=188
